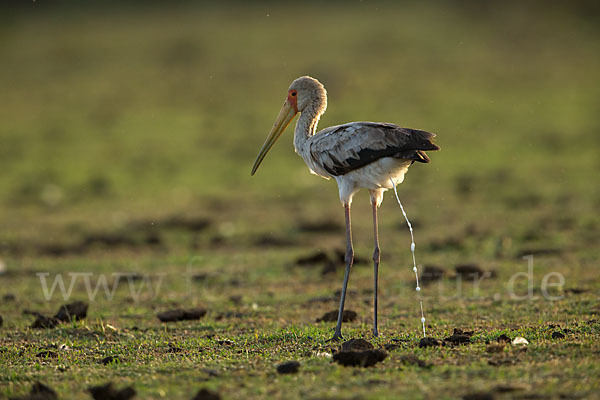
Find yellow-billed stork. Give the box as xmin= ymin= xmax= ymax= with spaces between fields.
xmin=251 ymin=76 xmax=439 ymax=340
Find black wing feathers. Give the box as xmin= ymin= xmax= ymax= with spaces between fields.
xmin=316 ymin=123 xmax=439 ymax=176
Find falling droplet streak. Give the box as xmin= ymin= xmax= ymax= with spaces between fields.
xmin=391 ymin=179 xmax=427 ymax=338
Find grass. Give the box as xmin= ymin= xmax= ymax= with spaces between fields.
xmin=1 ymin=1 xmax=599 ymax=399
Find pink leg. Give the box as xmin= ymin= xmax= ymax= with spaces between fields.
xmin=331 ymin=203 xmax=354 ymax=341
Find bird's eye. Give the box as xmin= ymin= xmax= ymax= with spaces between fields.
xmin=291 ymin=91 xmax=297 ymax=97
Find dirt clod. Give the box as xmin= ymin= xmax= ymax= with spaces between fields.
xmin=30 ymin=301 xmax=89 ymax=328
xmin=276 ymin=360 xmax=300 ymax=374
xmin=333 ymin=349 xmax=387 ymax=367
xmin=486 ymin=343 xmax=505 ymax=353
xmin=497 ymin=334 xmax=511 ymax=343
xmin=100 ymin=356 xmax=120 ymax=365
xmin=455 ymin=264 xmax=490 ymax=279
xmin=320 ymin=261 xmax=338 ymax=275
xmin=157 ymin=308 xmax=207 ymax=322
xmin=462 ymin=392 xmax=495 ymax=400
xmin=420 ymin=265 xmax=445 ymax=284
xmin=254 ymin=235 xmax=294 ymax=247
xmin=492 ymin=385 xmax=526 ymax=393
xmin=444 ymin=329 xmax=473 ymax=345
xmin=552 ymin=331 xmax=565 ymax=339
xmin=9 ymin=382 xmax=57 ymax=400
xmin=341 ymin=339 xmax=374 ymax=352
xmin=488 ymin=357 xmax=519 ymax=366
xmin=31 ymin=315 xmax=60 ymax=329
xmin=3 ymin=293 xmax=16 ymax=301
xmin=400 ymin=354 xmax=430 ymax=368
xmin=192 ymin=388 xmax=222 ymax=400
xmin=333 ymin=249 xmax=368 ymax=265
xmin=295 ymin=249 xmax=367 ymax=275
xmin=36 ymin=350 xmax=57 ymax=358
xmin=201 ymin=368 xmax=220 ymax=377
xmin=157 ymin=310 xmax=186 ymax=322
xmin=295 ymin=251 xmax=330 ymax=266
xmin=297 ymin=220 xmax=342 ymax=233
xmin=565 ymin=288 xmax=588 ymax=294
xmin=418 ymin=337 xmax=443 ymax=348
xmin=192 ymin=273 xmax=209 ymax=282
xmin=453 ymin=328 xmax=474 ymax=336
xmin=87 ymin=382 xmax=136 ymax=400
xmin=159 ymin=215 xmax=210 ymax=232
xmin=167 ymin=343 xmax=183 ymax=353
xmin=55 ymin=301 xmax=88 ymax=322
xmin=516 ymin=248 xmax=562 ymax=258
xmin=316 ymin=310 xmax=357 ymax=323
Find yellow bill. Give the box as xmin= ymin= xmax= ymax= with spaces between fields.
xmin=251 ymin=99 xmax=298 ymax=175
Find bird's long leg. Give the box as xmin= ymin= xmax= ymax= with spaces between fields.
xmin=371 ymin=198 xmax=380 ymax=337
xmin=331 ymin=203 xmax=354 ymax=341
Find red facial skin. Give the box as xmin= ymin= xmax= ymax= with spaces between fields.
xmin=287 ymin=90 xmax=299 ymax=112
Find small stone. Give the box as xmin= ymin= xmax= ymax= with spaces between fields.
xmin=511 ymin=336 xmax=529 ymax=345
xmin=276 ymin=361 xmax=300 ymax=374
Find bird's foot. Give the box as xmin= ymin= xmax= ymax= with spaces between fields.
xmin=326 ymin=332 xmax=344 ymax=342
xmin=373 ymin=329 xmax=379 ymax=337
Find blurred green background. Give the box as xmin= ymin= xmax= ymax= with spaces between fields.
xmin=1 ymin=1 xmax=599 ymax=241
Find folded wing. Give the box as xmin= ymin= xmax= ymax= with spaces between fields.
xmin=309 ymin=122 xmax=440 ymax=176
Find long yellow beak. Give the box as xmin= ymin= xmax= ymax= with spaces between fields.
xmin=251 ymin=99 xmax=298 ymax=176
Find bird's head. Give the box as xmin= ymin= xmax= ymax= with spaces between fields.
xmin=289 ymin=76 xmax=327 ymax=114
xmin=251 ymin=76 xmax=327 ymax=176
